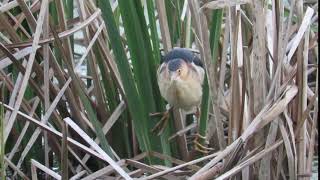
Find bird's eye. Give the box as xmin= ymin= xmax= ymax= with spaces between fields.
xmin=177 ymin=69 xmax=181 ymax=74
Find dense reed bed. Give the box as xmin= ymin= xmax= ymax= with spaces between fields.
xmin=0 ymin=0 xmax=318 ymax=179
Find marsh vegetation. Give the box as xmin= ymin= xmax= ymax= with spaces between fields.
xmin=0 ymin=0 xmax=318 ymax=179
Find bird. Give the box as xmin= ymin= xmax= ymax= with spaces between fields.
xmin=158 ymin=48 xmax=205 ymax=111
xmin=152 ymin=48 xmax=213 ymax=153
xmin=151 ymin=48 xmax=205 ymax=135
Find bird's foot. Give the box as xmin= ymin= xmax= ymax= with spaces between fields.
xmin=193 ymin=133 xmax=214 ymax=154
xmin=195 ymin=107 xmax=200 ymax=119
xmin=150 ymin=110 xmax=170 ymax=136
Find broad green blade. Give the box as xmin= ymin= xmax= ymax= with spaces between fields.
xmin=98 ymin=0 xmax=152 ymax=158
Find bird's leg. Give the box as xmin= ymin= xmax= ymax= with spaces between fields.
xmin=193 ymin=133 xmax=214 ymax=154
xmin=150 ymin=106 xmax=173 ymax=136
xmin=195 ymin=107 xmax=200 ymax=119
xmin=193 ymin=107 xmax=214 ymax=154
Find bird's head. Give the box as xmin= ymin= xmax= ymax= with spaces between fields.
xmin=157 ymin=48 xmax=205 ymax=87
xmin=167 ymin=58 xmax=189 ymax=82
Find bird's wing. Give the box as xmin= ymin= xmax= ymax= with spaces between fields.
xmin=157 ymin=63 xmax=166 ymax=76
xmin=192 ymin=62 xmax=205 ymax=84
xmin=157 ymin=63 xmax=172 ymax=102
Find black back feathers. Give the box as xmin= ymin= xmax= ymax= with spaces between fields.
xmin=161 ymin=48 xmax=203 ymax=68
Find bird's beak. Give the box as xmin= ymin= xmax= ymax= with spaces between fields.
xmin=170 ymin=72 xmax=179 ymax=82
xmin=170 ymin=68 xmax=183 ymax=82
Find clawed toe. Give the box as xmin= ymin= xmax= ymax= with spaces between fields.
xmin=151 ymin=114 xmax=169 ymax=135
xmin=193 ymin=133 xmax=214 ymax=154
xmin=150 ymin=110 xmax=170 ymax=136
xmin=150 ymin=107 xmax=173 ymax=135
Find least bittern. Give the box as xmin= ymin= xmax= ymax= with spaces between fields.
xmin=151 ymin=48 xmax=212 ymax=153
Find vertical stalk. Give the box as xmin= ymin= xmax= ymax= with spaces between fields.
xmin=198 ymin=76 xmax=209 ymax=146
xmin=0 ymin=80 xmax=4 ymax=180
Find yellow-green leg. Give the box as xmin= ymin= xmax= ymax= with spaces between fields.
xmin=193 ymin=107 xmax=214 ymax=154
xmin=150 ymin=106 xmax=173 ymax=136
